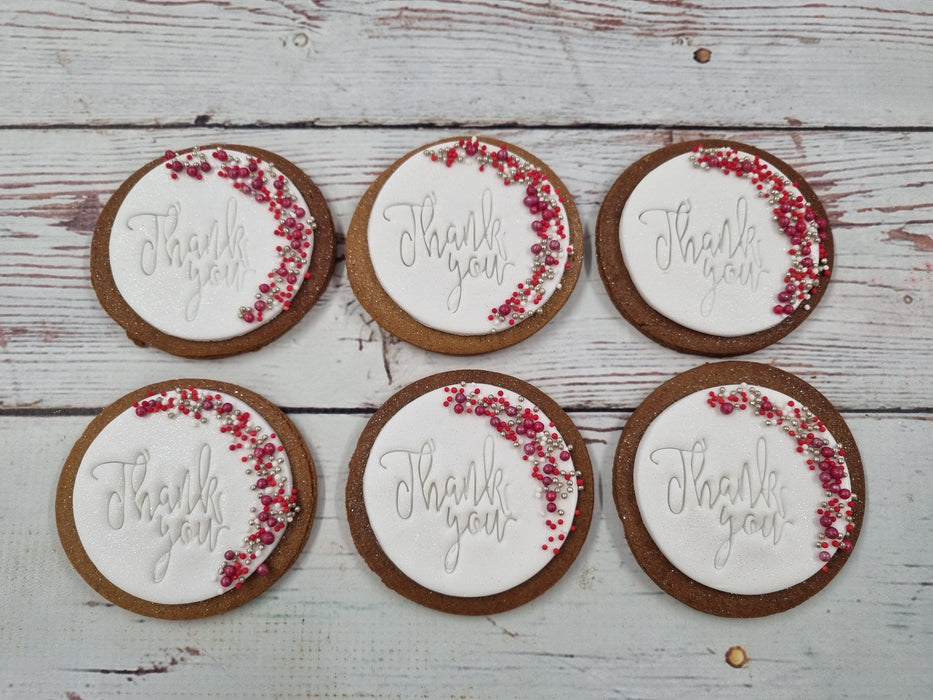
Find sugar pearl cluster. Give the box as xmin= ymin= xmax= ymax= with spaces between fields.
xmin=689 ymin=144 xmax=830 ymax=316
xmin=442 ymin=383 xmax=583 ymax=555
xmin=133 ymin=385 xmax=299 ymax=591
xmin=708 ymin=385 xmax=857 ymax=567
xmin=162 ymin=147 xmax=316 ymax=325
xmin=423 ymin=138 xmax=573 ymax=328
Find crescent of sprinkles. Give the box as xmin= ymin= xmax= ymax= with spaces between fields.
xmin=707 ymin=385 xmax=857 ymax=569
xmin=689 ymin=144 xmax=831 ymax=318
xmin=422 ymin=138 xmax=574 ymax=329
xmin=132 ymin=385 xmax=299 ymax=591
xmin=161 ymin=147 xmax=316 ymax=326
xmin=441 ymin=383 xmax=583 ymax=555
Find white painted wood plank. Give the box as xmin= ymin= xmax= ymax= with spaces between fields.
xmin=1 ymin=0 xmax=931 ymax=128
xmin=1 ymin=2 xmax=931 ymax=694
xmin=4 ymin=412 xmax=928 ymax=698
xmin=0 ymin=127 xmax=930 ymax=410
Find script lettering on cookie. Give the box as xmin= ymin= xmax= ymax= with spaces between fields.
xmin=650 ymin=437 xmax=792 ymax=568
xmin=90 ymin=444 xmax=228 ymax=582
xmin=640 ymin=198 xmax=767 ymax=316
xmin=383 ymin=188 xmax=514 ymax=312
xmin=379 ymin=436 xmax=517 ymax=573
xmin=130 ymin=197 xmax=252 ymax=321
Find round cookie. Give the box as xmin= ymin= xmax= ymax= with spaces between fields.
xmin=56 ymin=379 xmax=316 ymax=619
xmin=347 ymin=370 xmax=593 ymax=614
xmin=613 ymin=361 xmax=865 ymax=617
xmin=346 ymin=137 xmax=583 ymax=354
xmin=92 ymin=145 xmax=336 ymax=358
xmin=596 ymin=140 xmax=833 ymax=356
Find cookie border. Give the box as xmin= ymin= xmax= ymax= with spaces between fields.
xmin=346 ymin=369 xmax=594 ymax=614
xmin=613 ymin=361 xmax=865 ymax=617
xmin=56 ymin=378 xmax=317 ymax=619
xmin=346 ymin=137 xmax=584 ymax=355
xmin=595 ymin=139 xmax=834 ymax=356
xmin=92 ymin=144 xmax=337 ymax=359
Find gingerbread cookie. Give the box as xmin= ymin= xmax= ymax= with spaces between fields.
xmin=596 ymin=140 xmax=833 ymax=355
xmin=346 ymin=137 xmax=583 ymax=354
xmin=56 ymin=379 xmax=316 ymax=619
xmin=92 ymin=145 xmax=336 ymax=358
xmin=614 ymin=361 xmax=864 ymax=616
xmin=347 ymin=370 xmax=593 ymax=614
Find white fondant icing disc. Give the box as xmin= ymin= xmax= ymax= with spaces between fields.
xmin=619 ymin=152 xmax=788 ymax=337
xmin=109 ymin=148 xmax=314 ymax=341
xmin=362 ymin=383 xmax=579 ymax=597
xmin=72 ymin=389 xmax=293 ymax=605
xmin=367 ymin=140 xmax=569 ymax=335
xmin=633 ymin=386 xmax=852 ymax=595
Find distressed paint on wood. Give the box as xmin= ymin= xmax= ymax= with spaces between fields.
xmin=0 ymin=1 xmax=932 ymax=128
xmin=3 ymin=412 xmax=929 ymax=698
xmin=0 ymin=128 xmax=930 ymax=410
xmin=1 ymin=1 xmax=932 ymax=697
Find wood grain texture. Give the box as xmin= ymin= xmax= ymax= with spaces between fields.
xmin=1 ymin=1 xmax=932 ymax=128
xmin=4 ymin=412 xmax=930 ymax=698
xmin=0 ymin=0 xmax=931 ymax=697
xmin=0 ymin=128 xmax=930 ymax=410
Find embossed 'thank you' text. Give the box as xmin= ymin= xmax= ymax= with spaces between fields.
xmin=91 ymin=444 xmax=228 ymax=583
xmin=382 ymin=188 xmax=515 ymax=313
xmin=649 ymin=437 xmax=792 ymax=569
xmin=129 ymin=197 xmax=252 ymax=321
xmin=379 ymin=436 xmax=517 ymax=573
xmin=638 ymin=197 xmax=767 ymax=316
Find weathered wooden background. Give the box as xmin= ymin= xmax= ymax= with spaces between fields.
xmin=1 ymin=1 xmax=930 ymax=698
